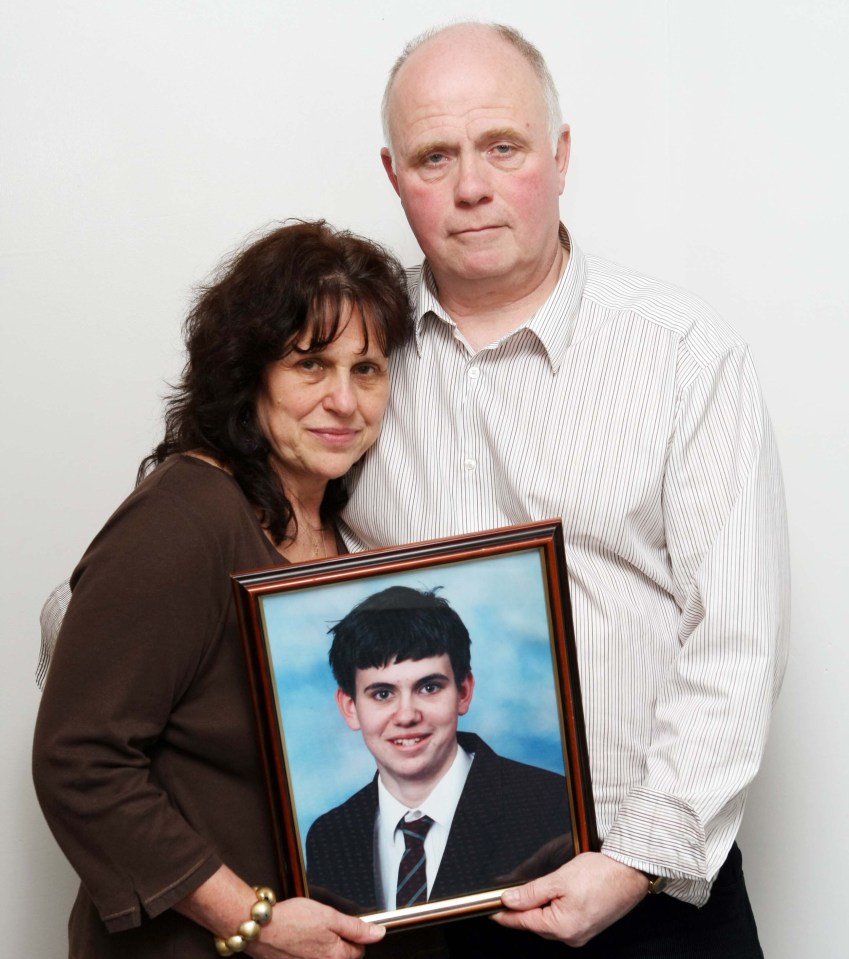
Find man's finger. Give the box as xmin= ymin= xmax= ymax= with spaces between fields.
xmin=501 ymin=876 xmax=555 ymax=912
xmin=491 ymin=907 xmax=559 ymax=939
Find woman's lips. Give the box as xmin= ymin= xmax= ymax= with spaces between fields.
xmin=308 ymin=427 xmax=358 ymax=445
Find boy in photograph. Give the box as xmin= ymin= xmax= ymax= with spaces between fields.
xmin=305 ymin=585 xmax=573 ymax=914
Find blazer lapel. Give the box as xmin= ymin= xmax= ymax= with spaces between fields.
xmin=430 ymin=734 xmax=500 ymax=900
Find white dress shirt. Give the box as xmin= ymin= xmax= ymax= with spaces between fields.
xmin=376 ymin=743 xmax=474 ymax=909
xmin=342 ymin=231 xmax=790 ymax=906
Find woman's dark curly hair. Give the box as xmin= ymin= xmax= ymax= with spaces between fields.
xmin=138 ymin=220 xmax=411 ymax=545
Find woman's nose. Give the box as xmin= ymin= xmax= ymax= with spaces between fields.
xmin=322 ymin=375 xmax=357 ymax=415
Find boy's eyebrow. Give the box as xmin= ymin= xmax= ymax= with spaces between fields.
xmin=362 ymin=680 xmax=397 ymax=694
xmin=361 ymin=671 xmax=451 ymax=694
xmin=416 ymin=672 xmax=451 ymax=686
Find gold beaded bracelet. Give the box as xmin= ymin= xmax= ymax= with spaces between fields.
xmin=213 ymin=886 xmax=277 ymax=956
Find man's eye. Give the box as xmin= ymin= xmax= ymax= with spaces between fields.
xmin=424 ymin=153 xmax=447 ymax=164
xmin=492 ymin=143 xmax=515 ymax=155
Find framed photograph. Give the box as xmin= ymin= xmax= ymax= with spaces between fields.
xmin=232 ymin=519 xmax=597 ymax=930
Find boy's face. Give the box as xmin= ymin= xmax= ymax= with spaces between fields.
xmin=336 ymin=654 xmax=474 ymax=802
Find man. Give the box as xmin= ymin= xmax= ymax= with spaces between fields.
xmin=341 ymin=20 xmax=788 ymax=958
xmin=306 ymin=586 xmax=573 ymax=914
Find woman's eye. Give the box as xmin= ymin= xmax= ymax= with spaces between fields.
xmin=297 ymin=358 xmax=322 ymax=372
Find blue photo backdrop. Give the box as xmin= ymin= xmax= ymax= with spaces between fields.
xmin=258 ymin=548 xmax=567 ymax=855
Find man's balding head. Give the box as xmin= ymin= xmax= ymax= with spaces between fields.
xmin=378 ymin=21 xmax=570 ymax=313
xmin=381 ymin=22 xmax=563 ymax=161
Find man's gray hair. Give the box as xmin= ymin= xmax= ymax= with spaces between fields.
xmin=381 ymin=21 xmax=563 ymax=162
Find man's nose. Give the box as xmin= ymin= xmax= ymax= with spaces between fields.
xmin=454 ymin=153 xmax=492 ymax=206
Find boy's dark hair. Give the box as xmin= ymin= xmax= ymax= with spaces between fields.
xmin=328 ymin=586 xmax=472 ymax=697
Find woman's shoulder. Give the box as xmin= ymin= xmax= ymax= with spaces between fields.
xmin=140 ymin=452 xmax=233 ymax=490
xmin=135 ymin=454 xmax=249 ymax=517
xmin=94 ymin=454 xmax=267 ymax=560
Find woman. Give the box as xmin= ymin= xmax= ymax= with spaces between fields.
xmin=33 ymin=221 xmax=410 ymax=959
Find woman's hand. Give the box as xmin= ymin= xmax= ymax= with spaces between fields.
xmin=250 ymin=897 xmax=384 ymax=959
xmin=176 ymin=865 xmax=384 ymax=959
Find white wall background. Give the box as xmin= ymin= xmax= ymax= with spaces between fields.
xmin=3 ymin=2 xmax=846 ymax=955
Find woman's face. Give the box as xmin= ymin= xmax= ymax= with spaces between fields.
xmin=255 ymin=305 xmax=390 ymax=498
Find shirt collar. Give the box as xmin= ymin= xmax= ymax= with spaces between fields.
xmin=376 ymin=740 xmax=474 ymax=830
xmin=410 ymin=225 xmax=587 ymax=372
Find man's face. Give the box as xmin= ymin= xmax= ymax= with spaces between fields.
xmin=382 ymin=25 xmax=570 ymax=301
xmin=336 ymin=654 xmax=474 ymax=802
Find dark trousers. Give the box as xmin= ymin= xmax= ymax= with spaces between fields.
xmin=378 ymin=843 xmax=763 ymax=959
xmin=567 ymin=843 xmax=763 ymax=959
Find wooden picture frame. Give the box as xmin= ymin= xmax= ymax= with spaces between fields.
xmin=232 ymin=519 xmax=596 ymax=930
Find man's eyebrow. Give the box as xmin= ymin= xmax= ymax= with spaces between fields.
xmin=477 ymin=126 xmax=530 ymax=146
xmin=409 ymin=140 xmax=453 ymax=163
xmin=410 ymin=127 xmax=530 ymax=162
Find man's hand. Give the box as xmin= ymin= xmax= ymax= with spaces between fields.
xmin=491 ymin=852 xmax=649 ymax=948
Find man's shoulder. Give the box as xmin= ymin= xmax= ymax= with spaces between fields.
xmin=404 ymin=263 xmax=423 ymax=292
xmin=581 ymin=252 xmax=744 ymax=355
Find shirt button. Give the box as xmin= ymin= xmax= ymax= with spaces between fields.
xmin=463 ymin=458 xmax=477 ymax=472
xmin=468 ymin=366 xmax=480 ymax=379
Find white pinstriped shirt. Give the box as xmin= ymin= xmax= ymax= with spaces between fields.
xmin=340 ymin=232 xmax=789 ymax=906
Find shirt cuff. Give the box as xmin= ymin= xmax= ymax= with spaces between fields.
xmin=600 ymin=787 xmax=713 ymax=906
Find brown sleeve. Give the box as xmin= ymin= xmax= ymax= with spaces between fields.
xmin=32 ymin=482 xmax=230 ymax=932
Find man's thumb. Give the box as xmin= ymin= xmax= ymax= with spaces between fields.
xmin=501 ymin=877 xmax=551 ymax=911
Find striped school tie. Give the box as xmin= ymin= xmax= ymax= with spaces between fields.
xmin=396 ymin=814 xmax=434 ymax=907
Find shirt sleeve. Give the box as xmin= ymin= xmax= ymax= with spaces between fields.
xmin=32 ymin=485 xmax=229 ymax=931
xmin=600 ymin=343 xmax=790 ymax=905
xmin=36 ymin=577 xmax=71 ymax=688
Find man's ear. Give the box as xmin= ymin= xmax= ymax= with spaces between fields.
xmin=456 ymin=672 xmax=475 ymax=717
xmin=555 ymin=123 xmax=571 ymax=195
xmin=381 ymin=147 xmax=401 ymax=196
xmin=335 ymin=687 xmax=362 ymax=731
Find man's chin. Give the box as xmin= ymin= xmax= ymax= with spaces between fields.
xmin=436 ymin=254 xmax=516 ymax=285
